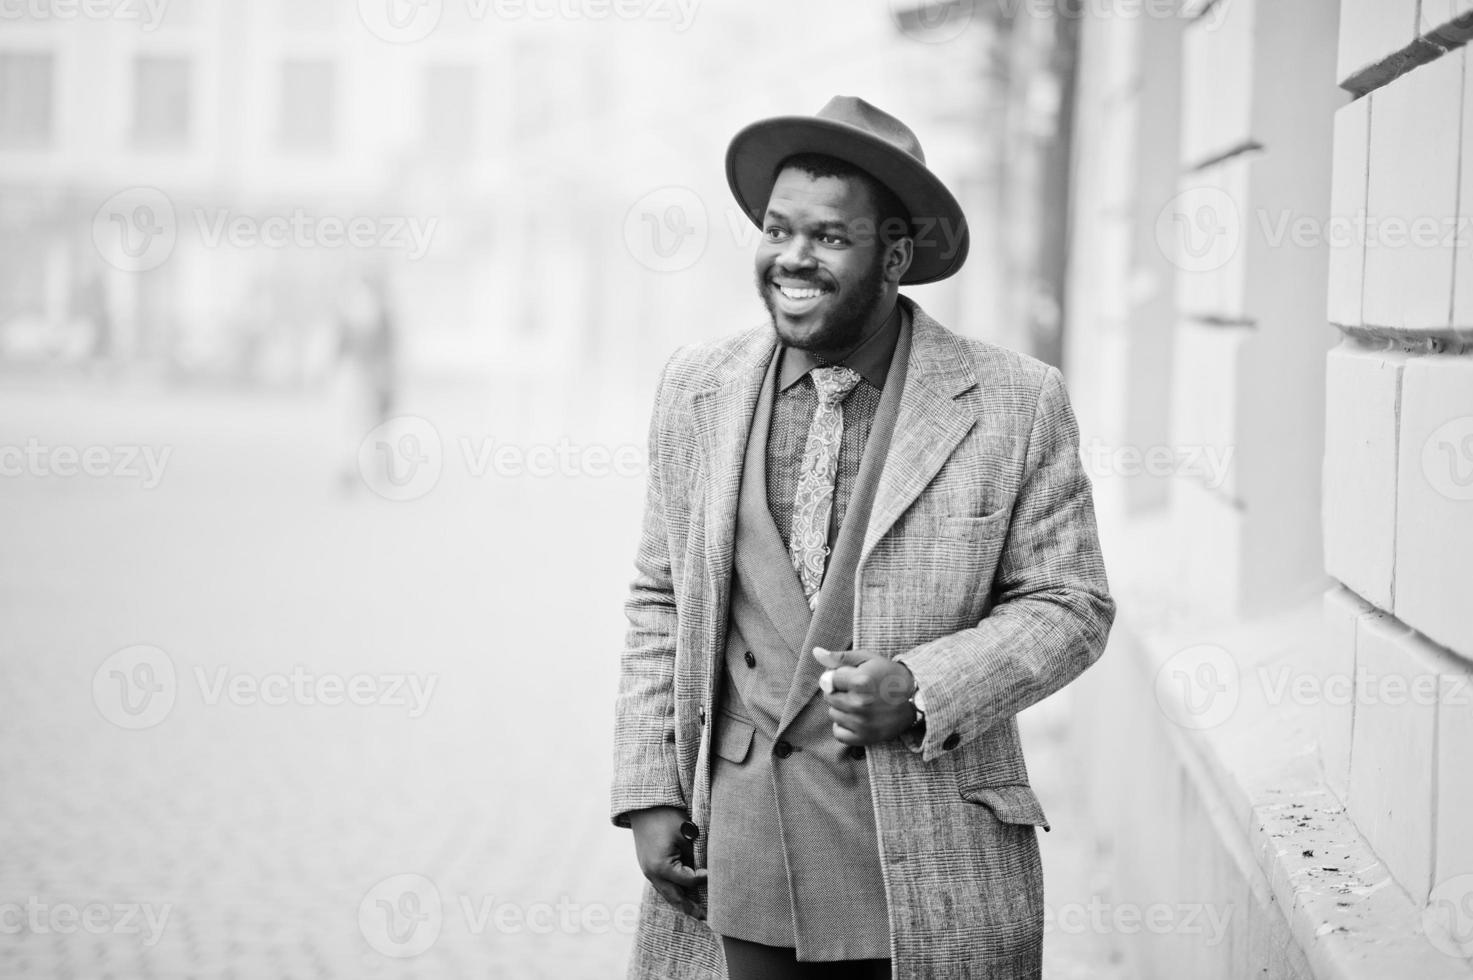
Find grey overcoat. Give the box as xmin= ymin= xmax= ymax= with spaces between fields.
xmin=610 ymin=297 xmax=1116 ymax=979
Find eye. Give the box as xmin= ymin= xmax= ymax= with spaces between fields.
xmin=819 ymin=233 xmax=849 ymax=247
xmin=763 ymin=226 xmax=789 ymax=242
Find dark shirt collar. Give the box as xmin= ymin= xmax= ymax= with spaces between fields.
xmin=778 ymin=300 xmax=905 ymax=393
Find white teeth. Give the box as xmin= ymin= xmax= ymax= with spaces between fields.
xmin=778 ymin=285 xmax=824 ymax=300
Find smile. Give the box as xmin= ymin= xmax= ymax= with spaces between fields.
xmin=777 ymin=284 xmax=827 ymax=300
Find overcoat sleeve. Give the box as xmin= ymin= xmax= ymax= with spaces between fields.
xmin=610 ymin=355 xmax=688 ymax=827
xmin=895 ymin=365 xmax=1115 ymax=762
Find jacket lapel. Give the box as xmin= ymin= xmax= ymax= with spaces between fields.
xmin=732 ymin=343 xmax=813 ymax=657
xmin=860 ymin=299 xmax=979 ymax=571
xmin=776 ymin=308 xmax=915 ymax=735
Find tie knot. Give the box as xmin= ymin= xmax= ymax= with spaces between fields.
xmin=810 ymin=365 xmax=862 ymax=408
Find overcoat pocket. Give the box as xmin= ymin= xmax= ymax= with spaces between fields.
xmin=713 ymin=712 xmax=755 ymax=764
xmin=959 ymin=782 xmax=1052 ymax=831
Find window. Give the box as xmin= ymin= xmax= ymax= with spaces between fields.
xmin=132 ymin=56 xmax=191 ymax=147
xmin=278 ymin=59 xmax=336 ymax=151
xmin=0 ymin=51 xmax=54 ymax=149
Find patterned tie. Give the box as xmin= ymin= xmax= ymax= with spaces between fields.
xmin=789 ymin=365 xmax=863 ymax=609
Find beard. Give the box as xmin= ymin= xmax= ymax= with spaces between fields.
xmin=755 ymin=250 xmax=888 ymax=354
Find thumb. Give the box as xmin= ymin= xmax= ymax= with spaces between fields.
xmin=812 ymin=646 xmax=875 ymax=669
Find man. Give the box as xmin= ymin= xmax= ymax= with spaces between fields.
xmin=611 ymin=96 xmax=1115 ymax=980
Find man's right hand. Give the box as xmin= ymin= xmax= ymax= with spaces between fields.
xmin=628 ymin=806 xmax=706 ymax=920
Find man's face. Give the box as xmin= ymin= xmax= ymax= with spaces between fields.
xmin=754 ymin=167 xmax=890 ymax=353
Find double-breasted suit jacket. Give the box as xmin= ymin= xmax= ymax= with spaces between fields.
xmin=611 ymin=297 xmax=1115 ymax=980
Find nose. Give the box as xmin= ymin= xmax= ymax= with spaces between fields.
xmin=774 ymin=234 xmax=818 ymax=275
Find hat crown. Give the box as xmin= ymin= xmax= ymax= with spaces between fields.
xmin=813 ymin=95 xmax=927 ymax=166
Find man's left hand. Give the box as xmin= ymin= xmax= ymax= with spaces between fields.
xmin=814 ymin=647 xmax=917 ymax=746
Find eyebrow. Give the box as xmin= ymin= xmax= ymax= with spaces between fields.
xmin=762 ymin=209 xmax=852 ymax=233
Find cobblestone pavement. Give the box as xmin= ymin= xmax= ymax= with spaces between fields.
xmin=0 ymin=374 xmax=1128 ymax=979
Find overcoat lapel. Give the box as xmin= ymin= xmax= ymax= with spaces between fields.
xmin=860 ymin=300 xmax=980 ymax=570
xmin=690 ymin=329 xmax=780 ymax=677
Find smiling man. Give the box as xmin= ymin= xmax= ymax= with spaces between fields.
xmin=611 ymin=96 xmax=1115 ymax=980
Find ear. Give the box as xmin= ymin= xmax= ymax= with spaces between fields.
xmin=883 ymin=236 xmax=914 ymax=285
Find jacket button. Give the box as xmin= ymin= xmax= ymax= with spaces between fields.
xmin=697 ymin=706 xmax=706 ymax=725
xmin=679 ymin=820 xmax=700 ymax=842
xmin=846 ymin=745 xmax=866 ymax=761
xmin=773 ymin=740 xmax=793 ymax=759
xmin=744 ymin=651 xmax=757 ymax=669
xmin=942 ymin=733 xmax=961 ymax=751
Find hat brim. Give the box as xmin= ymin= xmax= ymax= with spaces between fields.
xmin=725 ymin=116 xmax=970 ymax=285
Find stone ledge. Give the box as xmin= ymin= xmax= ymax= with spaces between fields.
xmin=1098 ymin=511 xmax=1473 ymax=978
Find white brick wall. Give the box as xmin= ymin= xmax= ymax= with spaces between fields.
xmin=1338 ymin=0 xmax=1419 ymax=85
xmin=1321 ymin=587 xmax=1372 ymax=801
xmin=1323 ymin=344 xmax=1403 ymax=609
xmin=1395 ymin=354 xmax=1473 ymax=657
xmin=1362 ymin=51 xmax=1465 ymax=332
xmin=1347 ymin=613 xmax=1438 ymax=903
xmin=1326 ymin=98 xmax=1370 ymax=327
xmin=1180 ymin=0 xmax=1256 ymax=166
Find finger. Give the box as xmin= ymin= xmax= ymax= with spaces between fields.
xmin=649 ymin=876 xmax=691 ymax=913
xmin=827 ymin=666 xmax=874 ymax=696
xmin=818 ymin=669 xmax=835 ymax=695
xmin=823 ymin=690 xmax=869 ymax=713
xmin=830 ymin=721 xmax=863 ymax=745
xmin=663 ymin=862 xmax=707 ymax=888
xmin=812 ymin=646 xmax=876 ymax=669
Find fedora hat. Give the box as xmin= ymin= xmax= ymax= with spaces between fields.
xmin=725 ymin=95 xmax=969 ymax=285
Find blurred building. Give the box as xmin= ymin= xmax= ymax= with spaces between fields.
xmin=0 ymin=0 xmax=1087 ymax=394
xmin=1066 ymin=0 xmax=1473 ymax=976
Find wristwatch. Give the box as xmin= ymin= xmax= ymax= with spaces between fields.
xmin=907 ymin=674 xmax=927 ymax=738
